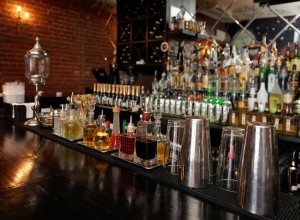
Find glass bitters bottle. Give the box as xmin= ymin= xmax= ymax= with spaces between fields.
xmin=63 ymin=93 xmax=82 ymax=140
xmin=83 ymin=111 xmax=98 ymax=146
xmin=119 ymin=116 xmax=136 ymax=161
xmin=94 ymin=112 xmax=110 ymax=150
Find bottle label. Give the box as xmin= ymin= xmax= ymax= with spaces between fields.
xmin=231 ymin=112 xmax=236 ymax=124
xmin=286 ymin=119 xmax=291 ymax=131
xmin=274 ymin=118 xmax=279 ymax=129
xmin=176 ymin=100 xmax=182 ymax=116
xmin=251 ymin=115 xmax=257 ymax=122
xmin=262 ymin=116 xmax=267 ymax=123
xmin=242 ymin=114 xmax=246 ymax=125
xmin=164 ymin=99 xmax=170 ymax=114
xmin=170 ymin=99 xmax=176 ymax=115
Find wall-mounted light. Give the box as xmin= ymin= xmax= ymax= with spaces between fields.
xmin=17 ymin=5 xmax=29 ymax=34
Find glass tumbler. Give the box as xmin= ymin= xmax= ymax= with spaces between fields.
xmin=164 ymin=119 xmax=185 ymax=175
xmin=216 ymin=126 xmax=245 ymax=192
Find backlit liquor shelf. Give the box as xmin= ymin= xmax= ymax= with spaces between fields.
xmin=12 ymin=119 xmax=300 ymax=220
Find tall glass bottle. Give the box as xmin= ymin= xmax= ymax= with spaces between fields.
xmin=247 ymin=78 xmax=257 ymax=111
xmin=229 ymin=99 xmax=239 ymax=126
xmin=153 ymin=110 xmax=165 ymax=163
xmin=257 ymin=76 xmax=268 ymax=112
xmin=238 ymin=100 xmax=249 ymax=127
xmin=269 ymin=77 xmax=283 ymax=113
xmin=63 ymin=93 xmax=82 ymax=140
xmin=83 ymin=111 xmax=98 ymax=146
xmin=289 ymin=64 xmax=299 ymax=95
xmin=249 ymin=102 xmax=259 ymax=122
xmin=109 ymin=106 xmax=121 ymax=149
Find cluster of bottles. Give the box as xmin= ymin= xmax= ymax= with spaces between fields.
xmin=118 ymin=110 xmax=165 ymax=166
xmin=82 ymin=106 xmax=120 ymax=151
xmin=53 ymin=93 xmax=82 ymax=141
xmin=288 ymin=150 xmax=300 ymax=192
xmin=143 ymin=39 xmax=300 ymax=137
xmin=93 ymin=83 xmax=142 ymax=112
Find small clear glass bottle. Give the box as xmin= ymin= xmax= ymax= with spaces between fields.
xmin=283 ymin=104 xmax=296 ymax=136
xmin=271 ymin=103 xmax=283 ymax=134
xmin=259 ymin=102 xmax=271 ymax=123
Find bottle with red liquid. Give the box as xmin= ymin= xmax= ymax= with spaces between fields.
xmin=119 ymin=115 xmax=136 ymax=161
xmin=109 ymin=106 xmax=120 ymax=149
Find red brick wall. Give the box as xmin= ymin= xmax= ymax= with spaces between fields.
xmin=0 ymin=0 xmax=117 ymax=98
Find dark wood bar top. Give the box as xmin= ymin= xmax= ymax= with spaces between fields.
xmin=0 ymin=118 xmax=258 ymax=220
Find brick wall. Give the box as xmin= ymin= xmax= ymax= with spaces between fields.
xmin=0 ymin=0 xmax=117 ymax=98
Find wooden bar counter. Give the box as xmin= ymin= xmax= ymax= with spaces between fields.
xmin=0 ymin=117 xmax=299 ymax=220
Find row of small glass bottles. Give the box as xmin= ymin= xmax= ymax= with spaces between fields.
xmin=93 ymin=83 xmax=142 ymax=111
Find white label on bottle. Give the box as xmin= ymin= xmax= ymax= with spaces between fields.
xmin=274 ymin=118 xmax=279 ymax=129
xmin=176 ymin=100 xmax=182 ymax=116
xmin=164 ymin=99 xmax=170 ymax=114
xmin=159 ymin=98 xmax=165 ymax=111
xmin=194 ymin=102 xmax=200 ymax=116
xmin=251 ymin=115 xmax=256 ymax=122
xmin=291 ymin=185 xmax=298 ymax=191
xmin=170 ymin=100 xmax=176 ymax=115
xmin=262 ymin=116 xmax=267 ymax=123
xmin=286 ymin=119 xmax=291 ymax=131
xmin=241 ymin=114 xmax=245 ymax=125
xmin=231 ymin=112 xmax=235 ymax=124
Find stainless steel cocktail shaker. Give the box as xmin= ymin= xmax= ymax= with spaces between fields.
xmin=238 ymin=122 xmax=280 ymax=216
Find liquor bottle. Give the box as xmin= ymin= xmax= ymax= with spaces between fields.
xmin=196 ymin=63 xmax=203 ymax=91
xmin=289 ymin=64 xmax=299 ymax=95
xmin=285 ymin=42 xmax=291 ymax=73
xmin=297 ymin=114 xmax=300 ymax=138
xmin=115 ymin=84 xmax=120 ymax=107
xmin=62 ymin=93 xmax=82 ymax=140
xmin=110 ymin=84 xmax=116 ymax=107
xmin=257 ymin=75 xmax=268 ymax=113
xmin=119 ymin=116 xmax=136 ymax=160
xmin=247 ymin=78 xmax=257 ymax=111
xmin=94 ymin=112 xmax=110 ymax=150
xmin=259 ymin=102 xmax=271 ymax=123
xmin=117 ymin=85 xmax=124 ymax=108
xmin=270 ymin=103 xmax=283 ymax=134
xmin=279 ymin=62 xmax=289 ymax=92
xmin=288 ymin=151 xmax=298 ymax=192
xmin=102 ymin=84 xmax=107 ymax=106
xmin=202 ymin=67 xmax=209 ymax=91
xmin=229 ymin=99 xmax=239 ymax=126
xmin=238 ymin=78 xmax=246 ymax=109
xmin=267 ymin=63 xmax=277 ymax=93
xmin=259 ymin=59 xmax=268 ymax=91
xmin=294 ymin=87 xmax=300 ymax=115
xmin=238 ymin=100 xmax=249 ymax=127
xmin=129 ymin=85 xmax=135 ymax=109
xmin=83 ymin=111 xmax=98 ymax=146
xmin=106 ymin=84 xmax=111 ymax=106
xmin=269 ymin=77 xmax=283 ymax=113
xmin=140 ymin=86 xmax=146 ymax=111
xmin=96 ymin=83 xmax=101 ymax=104
xmin=298 ymin=151 xmax=300 ymax=189
xmin=249 ymin=102 xmax=259 ymax=122
xmin=283 ymin=104 xmax=296 ymax=136
xmin=291 ymin=43 xmax=300 ymax=72
xmin=221 ymin=91 xmax=232 ymax=125
xmin=109 ymin=106 xmax=121 ymax=149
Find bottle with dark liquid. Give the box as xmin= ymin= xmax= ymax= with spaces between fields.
xmin=136 ymin=111 xmax=156 ymax=166
xmin=119 ymin=116 xmax=136 ymax=161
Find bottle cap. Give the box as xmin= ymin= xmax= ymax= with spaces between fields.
xmin=113 ymin=106 xmax=120 ymax=113
xmin=127 ymin=116 xmax=135 ymax=133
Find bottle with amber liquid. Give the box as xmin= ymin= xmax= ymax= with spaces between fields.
xmin=288 ymin=151 xmax=298 ymax=192
xmin=229 ymin=99 xmax=239 ymax=126
xmin=238 ymin=79 xmax=247 ymax=109
xmin=249 ymin=102 xmax=259 ymax=122
xmin=238 ymin=100 xmax=249 ymax=127
xmin=94 ymin=113 xmax=110 ymax=150
xmin=283 ymin=104 xmax=297 ymax=136
xmin=83 ymin=111 xmax=98 ymax=146
xmin=62 ymin=93 xmax=82 ymax=140
xmin=271 ymin=104 xmax=283 ymax=134
xmin=259 ymin=102 xmax=271 ymax=123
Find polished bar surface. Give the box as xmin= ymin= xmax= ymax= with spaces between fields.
xmin=0 ymin=118 xmax=257 ymax=219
